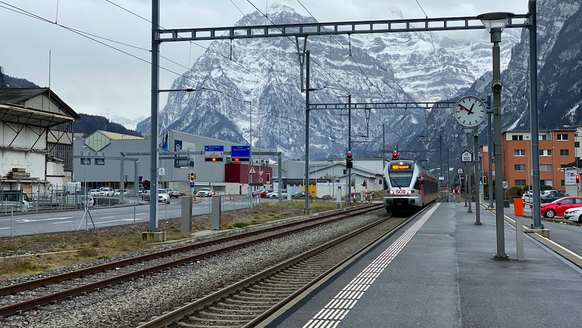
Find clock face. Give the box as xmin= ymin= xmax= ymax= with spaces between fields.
xmin=454 ymin=96 xmax=486 ymax=127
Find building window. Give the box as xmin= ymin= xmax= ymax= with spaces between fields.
xmin=540 ymin=164 xmax=552 ymax=171
xmin=95 ymin=158 xmax=105 ymax=165
xmin=560 ymin=149 xmax=569 ymax=156
xmin=576 ymin=141 xmax=580 ymax=148
xmin=539 ymin=135 xmax=547 ymax=140
xmin=80 ymin=158 xmax=91 ymax=165
xmin=514 ymin=180 xmax=526 ymax=186
xmin=514 ymin=149 xmax=525 ymax=156
xmin=542 ymin=180 xmax=553 ymax=187
xmin=514 ymin=164 xmax=526 ymax=171
xmin=561 ymin=180 xmax=565 ymax=187
xmin=512 ymin=135 xmax=524 ymax=140
xmin=557 ymin=134 xmax=568 ymax=141
xmin=539 ymin=149 xmax=552 ymax=156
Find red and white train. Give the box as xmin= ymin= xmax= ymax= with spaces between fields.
xmin=383 ymin=159 xmax=439 ymax=214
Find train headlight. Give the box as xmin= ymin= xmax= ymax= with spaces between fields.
xmin=388 ymin=190 xmax=394 ymax=195
xmin=407 ymin=190 xmax=414 ymax=194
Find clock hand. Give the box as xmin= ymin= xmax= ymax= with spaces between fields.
xmin=459 ymin=105 xmax=470 ymax=112
xmin=468 ymin=103 xmax=475 ymax=114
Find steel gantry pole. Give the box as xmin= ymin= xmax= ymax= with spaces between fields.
xmin=304 ymin=51 xmax=310 ymax=211
xmin=150 ymin=0 xmax=160 ymax=231
xmin=529 ymin=0 xmax=543 ymax=229
xmin=348 ymin=94 xmax=352 ymax=206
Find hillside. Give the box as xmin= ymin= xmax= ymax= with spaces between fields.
xmin=74 ymin=113 xmax=142 ymax=137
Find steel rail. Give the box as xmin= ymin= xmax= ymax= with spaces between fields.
xmin=136 ymin=204 xmax=434 ymax=328
xmin=0 ymin=204 xmax=381 ymax=317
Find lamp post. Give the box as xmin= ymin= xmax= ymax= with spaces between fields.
xmin=478 ymin=12 xmax=514 ymax=259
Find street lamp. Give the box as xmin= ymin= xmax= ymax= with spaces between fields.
xmin=478 ymin=12 xmax=514 ymax=259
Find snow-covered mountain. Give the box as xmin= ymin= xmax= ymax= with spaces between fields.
xmin=136 ymin=4 xmax=530 ymax=161
xmin=418 ymin=0 xmax=582 ymax=170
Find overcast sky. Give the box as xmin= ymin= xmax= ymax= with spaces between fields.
xmin=0 ymin=0 xmax=528 ymax=129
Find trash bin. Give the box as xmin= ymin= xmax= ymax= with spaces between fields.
xmin=514 ymin=198 xmax=523 ymax=216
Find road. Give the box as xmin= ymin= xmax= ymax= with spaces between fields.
xmin=0 ymin=195 xmax=267 ymax=237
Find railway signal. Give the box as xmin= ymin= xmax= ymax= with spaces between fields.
xmin=392 ymin=150 xmax=398 ymax=160
xmin=346 ymin=152 xmax=353 ymax=168
xmin=577 ymin=174 xmax=580 ymax=183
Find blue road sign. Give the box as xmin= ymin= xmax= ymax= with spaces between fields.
xmin=231 ymin=145 xmax=250 ymax=157
xmin=205 ymin=145 xmax=224 ymax=152
xmin=190 ymin=182 xmax=195 ymax=188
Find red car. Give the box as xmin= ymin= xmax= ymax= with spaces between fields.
xmin=540 ymin=196 xmax=582 ymax=218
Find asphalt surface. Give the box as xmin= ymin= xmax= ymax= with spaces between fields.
xmin=265 ymin=201 xmax=582 ymax=328
xmin=0 ymin=195 xmax=259 ymax=237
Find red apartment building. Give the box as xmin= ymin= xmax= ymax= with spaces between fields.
xmin=480 ymin=129 xmax=577 ymax=191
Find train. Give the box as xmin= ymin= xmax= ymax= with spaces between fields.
xmin=382 ymin=159 xmax=439 ymax=214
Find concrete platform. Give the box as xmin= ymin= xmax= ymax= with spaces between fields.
xmin=263 ymin=202 xmax=582 ymax=328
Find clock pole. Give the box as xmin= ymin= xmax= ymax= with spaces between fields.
xmin=473 ymin=127 xmax=481 ymax=225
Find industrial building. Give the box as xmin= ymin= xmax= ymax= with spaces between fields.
xmin=0 ymin=88 xmax=79 ymax=194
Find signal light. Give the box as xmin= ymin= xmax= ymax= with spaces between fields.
xmin=189 ymin=172 xmax=194 ymax=180
xmin=232 ymin=157 xmax=249 ymax=162
xmin=392 ymin=151 xmax=398 ymax=160
xmin=346 ymin=152 xmax=353 ymax=169
xmin=577 ymin=174 xmax=580 ymax=183
xmin=205 ymin=157 xmax=224 ymax=162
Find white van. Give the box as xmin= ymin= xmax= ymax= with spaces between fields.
xmin=0 ymin=190 xmax=31 ymax=211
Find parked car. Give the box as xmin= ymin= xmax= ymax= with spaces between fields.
xmin=99 ymin=187 xmax=114 ymax=196
xmin=291 ymin=190 xmax=306 ymax=199
xmin=167 ymin=188 xmax=180 ymax=198
xmin=540 ymin=196 xmax=582 ymax=218
xmin=197 ymin=188 xmax=215 ymax=197
xmin=522 ymin=191 xmax=542 ymax=203
xmin=89 ymin=189 xmax=101 ymax=196
xmin=564 ymin=207 xmax=582 ymax=223
xmin=541 ymin=192 xmax=569 ymax=203
xmin=141 ymin=190 xmax=151 ymax=200
xmin=157 ymin=189 xmax=170 ymax=204
xmin=541 ymin=190 xmax=558 ymax=197
xmin=0 ymin=190 xmax=31 ymax=210
xmin=113 ymin=189 xmax=127 ymax=196
xmin=251 ymin=189 xmax=264 ymax=197
xmin=267 ymin=190 xmax=287 ymax=198
xmin=259 ymin=189 xmax=275 ymax=198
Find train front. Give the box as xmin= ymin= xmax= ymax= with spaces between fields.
xmin=383 ymin=160 xmax=423 ymax=213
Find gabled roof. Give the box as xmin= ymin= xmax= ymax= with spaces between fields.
xmin=98 ymin=130 xmax=143 ymax=140
xmin=0 ymin=88 xmax=80 ymax=127
xmin=85 ymin=130 xmax=144 ymax=152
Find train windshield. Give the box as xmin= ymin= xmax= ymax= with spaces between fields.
xmin=389 ymin=172 xmax=413 ymax=188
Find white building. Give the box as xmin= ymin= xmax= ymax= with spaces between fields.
xmin=0 ymin=88 xmax=79 ymax=194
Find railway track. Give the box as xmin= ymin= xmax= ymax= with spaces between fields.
xmin=0 ymin=204 xmax=381 ymax=319
xmin=136 ymin=204 xmax=436 ymax=328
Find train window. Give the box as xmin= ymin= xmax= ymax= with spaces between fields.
xmin=389 ymin=172 xmax=413 ymax=188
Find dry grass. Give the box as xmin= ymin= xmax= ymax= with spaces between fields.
xmin=0 ymin=200 xmax=342 ymax=279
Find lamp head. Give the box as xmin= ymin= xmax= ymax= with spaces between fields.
xmin=477 ymin=12 xmax=515 ymax=32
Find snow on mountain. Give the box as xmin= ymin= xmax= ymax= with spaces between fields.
xmin=418 ymin=0 xmax=581 ymax=170
xmin=136 ymin=4 xmax=523 ymax=160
